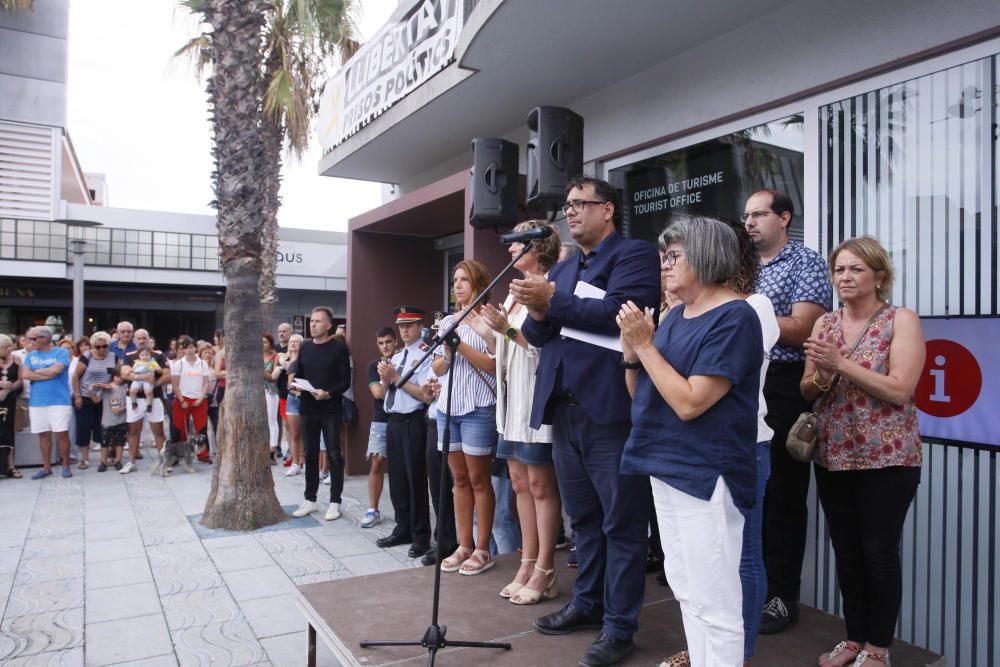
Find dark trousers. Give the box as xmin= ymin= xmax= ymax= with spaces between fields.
xmin=552 ymin=401 xmax=648 ymax=641
xmin=386 ymin=411 xmax=430 ymax=546
xmin=301 ymin=412 xmax=344 ymax=504
xmin=74 ymin=400 xmax=103 ymax=447
xmin=762 ymin=361 xmax=814 ymax=603
xmin=426 ymin=417 xmax=457 ymax=550
xmin=815 ymin=465 xmax=920 ymax=647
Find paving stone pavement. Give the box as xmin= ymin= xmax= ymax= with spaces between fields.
xmin=0 ymin=447 xmax=418 ymax=666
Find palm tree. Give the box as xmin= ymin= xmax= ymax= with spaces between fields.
xmin=188 ymin=0 xmax=285 ymax=530
xmin=257 ymin=0 xmax=360 ymax=326
xmin=180 ymin=0 xmax=359 ymax=530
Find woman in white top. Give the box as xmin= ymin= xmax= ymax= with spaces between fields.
xmin=170 ymin=335 xmax=210 ymax=444
xmin=470 ymin=220 xmax=563 ymax=604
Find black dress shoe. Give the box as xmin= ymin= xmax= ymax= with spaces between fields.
xmin=579 ymin=633 xmax=634 ymax=667
xmin=533 ymin=603 xmax=602 ymax=636
xmin=421 ymin=544 xmax=458 ymax=566
xmin=376 ymin=533 xmax=412 ymax=549
xmin=407 ymin=543 xmax=431 ymax=558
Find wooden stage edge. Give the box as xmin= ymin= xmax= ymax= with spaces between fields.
xmin=296 ymin=550 xmax=946 ymax=667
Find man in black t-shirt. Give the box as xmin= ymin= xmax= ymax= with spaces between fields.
xmin=290 ymin=307 xmax=351 ymax=520
xmin=120 ymin=329 xmax=171 ymax=474
xmin=360 ymin=327 xmax=396 ymax=528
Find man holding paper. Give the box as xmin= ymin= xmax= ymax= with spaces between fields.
xmin=513 ymin=175 xmax=660 ymax=667
xmin=290 ymin=306 xmax=352 ymax=520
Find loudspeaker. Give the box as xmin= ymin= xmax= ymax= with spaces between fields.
xmin=469 ymin=138 xmax=519 ymax=228
xmin=526 ymin=106 xmax=584 ymax=211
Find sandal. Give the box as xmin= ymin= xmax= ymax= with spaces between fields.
xmin=78 ymin=459 xmax=89 ymax=470
xmin=819 ymin=641 xmax=861 ymax=667
xmin=510 ymin=565 xmax=557 ymax=605
xmin=458 ymin=549 xmax=495 ymax=576
xmin=500 ymin=558 xmax=534 ymax=598
xmin=440 ymin=546 xmax=473 ymax=573
xmin=658 ymin=650 xmax=690 ymax=667
xmin=852 ymin=649 xmax=890 ymax=666
xmin=6 ymin=469 xmax=22 ymax=479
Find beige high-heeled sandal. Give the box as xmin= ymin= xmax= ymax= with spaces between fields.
xmin=510 ymin=565 xmax=557 ymax=605
xmin=500 ymin=558 xmax=535 ymax=598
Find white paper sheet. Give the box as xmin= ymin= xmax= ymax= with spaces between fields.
xmin=290 ymin=378 xmax=317 ymax=393
xmin=560 ymin=281 xmax=622 ymax=352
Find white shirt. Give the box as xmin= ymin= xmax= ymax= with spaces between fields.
xmin=747 ymin=293 xmax=780 ymax=443
xmin=434 ymin=315 xmax=496 ymax=417
xmin=495 ymin=296 xmax=552 ymax=443
xmin=171 ymin=356 xmax=210 ymax=399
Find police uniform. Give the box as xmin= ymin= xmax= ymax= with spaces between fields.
xmin=378 ymin=307 xmax=433 ymax=554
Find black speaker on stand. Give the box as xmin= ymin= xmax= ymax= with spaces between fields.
xmin=469 ymin=137 xmax=519 ymax=229
xmin=526 ymin=106 xmax=584 ymax=213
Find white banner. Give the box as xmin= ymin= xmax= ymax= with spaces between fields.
xmin=317 ymin=0 xmax=464 ymax=150
xmin=915 ymin=318 xmax=998 ymax=447
xmin=275 ymin=240 xmax=346 ymax=278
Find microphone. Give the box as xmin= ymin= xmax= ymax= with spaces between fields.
xmin=499 ymin=226 xmax=553 ymax=245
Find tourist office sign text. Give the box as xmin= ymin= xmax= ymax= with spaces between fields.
xmin=317 ymin=0 xmax=464 ymax=150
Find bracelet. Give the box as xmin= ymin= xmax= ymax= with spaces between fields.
xmin=812 ymin=371 xmax=832 ymax=392
xmin=620 ymin=359 xmax=642 ymax=370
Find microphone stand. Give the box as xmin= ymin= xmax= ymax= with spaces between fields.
xmin=360 ymin=240 xmax=537 ymax=665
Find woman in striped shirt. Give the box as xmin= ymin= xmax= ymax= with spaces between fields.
xmin=434 ymin=260 xmax=499 ymax=576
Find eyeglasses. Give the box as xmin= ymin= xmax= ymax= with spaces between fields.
xmin=739 ymin=210 xmax=774 ymax=223
xmin=93 ymin=344 xmax=109 ymax=349
xmin=661 ymin=251 xmax=685 ymax=267
xmin=27 ymin=336 xmax=47 ymax=341
xmin=561 ymin=199 xmax=607 ymax=215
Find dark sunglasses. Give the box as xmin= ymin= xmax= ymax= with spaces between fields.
xmin=93 ymin=344 xmax=109 ymax=349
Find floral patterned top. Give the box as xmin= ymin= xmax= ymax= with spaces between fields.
xmin=814 ymin=305 xmax=922 ymax=471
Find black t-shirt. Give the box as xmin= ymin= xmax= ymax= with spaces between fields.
xmin=366 ymin=359 xmax=387 ymax=423
xmin=123 ymin=349 xmax=169 ymax=399
xmin=295 ymin=338 xmax=351 ymax=415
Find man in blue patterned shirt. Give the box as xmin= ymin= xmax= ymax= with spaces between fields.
xmin=743 ymin=189 xmax=832 ymax=634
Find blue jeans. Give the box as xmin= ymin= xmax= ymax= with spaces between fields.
xmin=489 ymin=465 xmax=521 ymax=555
xmin=552 ymin=401 xmax=648 ymax=641
xmin=741 ymin=440 xmax=771 ymax=658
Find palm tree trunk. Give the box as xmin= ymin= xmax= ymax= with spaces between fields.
xmin=200 ymin=0 xmax=285 ymax=530
xmin=258 ymin=117 xmax=282 ymax=332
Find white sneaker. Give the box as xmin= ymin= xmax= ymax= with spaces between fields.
xmin=285 ymin=464 xmax=301 ymax=477
xmin=292 ymin=500 xmax=318 ymax=518
xmin=119 ymin=462 xmax=136 ymax=474
xmin=324 ymin=503 xmax=341 ymax=521
xmin=321 ymin=474 xmax=331 ymax=486
xmin=360 ymin=509 xmax=381 ymax=528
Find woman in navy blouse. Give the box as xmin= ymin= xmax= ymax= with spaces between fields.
xmin=617 ymin=217 xmax=762 ymax=667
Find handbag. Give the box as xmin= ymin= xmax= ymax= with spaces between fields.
xmin=341 ymin=396 xmax=359 ymax=425
xmin=785 ymin=304 xmax=888 ymax=463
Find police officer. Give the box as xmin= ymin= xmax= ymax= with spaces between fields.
xmin=376 ymin=307 xmax=434 ymax=558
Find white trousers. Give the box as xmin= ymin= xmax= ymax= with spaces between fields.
xmin=265 ymin=391 xmax=279 ymax=450
xmin=652 ymin=476 xmax=745 ymax=667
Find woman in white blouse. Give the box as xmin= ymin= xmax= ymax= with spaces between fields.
xmin=472 ymin=220 xmax=564 ymax=605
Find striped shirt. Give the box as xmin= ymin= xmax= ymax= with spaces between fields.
xmin=434 ymin=315 xmax=496 ymax=417
xmin=77 ymin=352 xmax=117 ymax=397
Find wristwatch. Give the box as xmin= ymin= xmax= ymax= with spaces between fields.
xmin=504 ymin=325 xmax=518 ymax=342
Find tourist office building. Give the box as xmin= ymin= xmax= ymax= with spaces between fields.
xmin=319 ymin=0 xmax=1000 ymax=663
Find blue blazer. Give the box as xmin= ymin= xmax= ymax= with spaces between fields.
xmin=523 ymin=231 xmax=661 ymax=428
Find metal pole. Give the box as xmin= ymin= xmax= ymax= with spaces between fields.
xmin=70 ymin=238 xmax=86 ymax=338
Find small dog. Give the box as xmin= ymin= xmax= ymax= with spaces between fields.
xmin=153 ymin=439 xmax=196 ymax=476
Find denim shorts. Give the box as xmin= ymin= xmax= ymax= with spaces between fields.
xmin=285 ymin=393 xmax=300 ymax=416
xmin=367 ymin=420 xmax=388 ymax=459
xmin=437 ymin=405 xmax=498 ymax=456
xmin=496 ymin=435 xmax=553 ymax=466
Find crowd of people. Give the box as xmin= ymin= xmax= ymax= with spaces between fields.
xmin=0 ymin=177 xmax=927 ymax=667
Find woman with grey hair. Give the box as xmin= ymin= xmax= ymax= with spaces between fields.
xmin=617 ymin=217 xmax=763 ymax=666
xmin=72 ymin=330 xmax=117 ymax=470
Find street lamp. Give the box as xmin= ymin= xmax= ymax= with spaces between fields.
xmin=54 ymin=218 xmax=102 ymax=339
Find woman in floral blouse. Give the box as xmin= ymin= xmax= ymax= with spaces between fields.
xmin=801 ymin=236 xmax=925 ymax=667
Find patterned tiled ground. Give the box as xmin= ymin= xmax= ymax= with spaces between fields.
xmin=0 ymin=445 xmax=417 ymax=666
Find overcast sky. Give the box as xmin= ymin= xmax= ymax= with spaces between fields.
xmin=66 ymin=0 xmax=396 ymax=232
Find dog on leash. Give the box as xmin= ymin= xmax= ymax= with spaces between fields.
xmin=152 ymin=439 xmax=196 ymax=476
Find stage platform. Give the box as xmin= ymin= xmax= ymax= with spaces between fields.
xmin=296 ymin=549 xmax=946 ymax=666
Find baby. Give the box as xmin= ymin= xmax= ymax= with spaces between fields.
xmin=128 ymin=348 xmax=160 ymax=412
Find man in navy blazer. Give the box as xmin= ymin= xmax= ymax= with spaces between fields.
xmin=513 ymin=175 xmax=660 ymax=667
